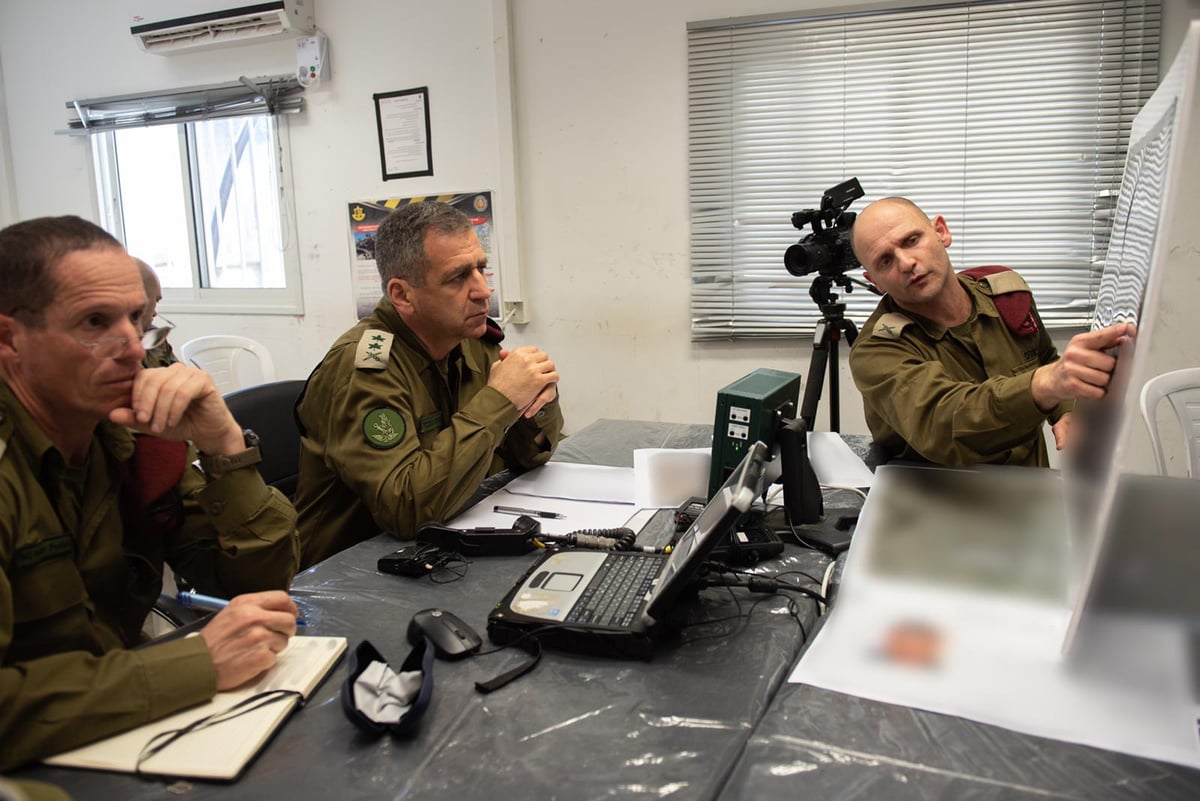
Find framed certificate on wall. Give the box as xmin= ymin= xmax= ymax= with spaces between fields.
xmin=374 ymin=87 xmax=433 ymax=180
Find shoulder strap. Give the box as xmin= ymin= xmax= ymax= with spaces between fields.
xmin=960 ymin=266 xmax=1039 ymax=337
xmin=870 ymin=311 xmax=914 ymax=340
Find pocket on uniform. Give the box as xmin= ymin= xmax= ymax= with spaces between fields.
xmin=11 ymin=555 xmax=88 ymax=624
xmin=1009 ymin=358 xmax=1039 ymax=376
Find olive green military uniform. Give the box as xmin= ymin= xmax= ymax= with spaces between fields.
xmin=849 ymin=271 xmax=1071 ymax=467
xmin=0 ymin=380 xmax=300 ymax=772
xmin=142 ymin=339 xmax=179 ymax=369
xmin=294 ymin=299 xmax=565 ymax=568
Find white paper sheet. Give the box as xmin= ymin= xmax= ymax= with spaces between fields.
xmin=503 ymin=463 xmax=635 ymax=504
xmin=789 ymin=467 xmax=1200 ymax=769
xmin=450 ymin=488 xmax=638 ymax=536
xmin=807 ymin=431 xmax=873 ymax=489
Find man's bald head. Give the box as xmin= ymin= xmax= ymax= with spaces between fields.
xmin=136 ymin=259 xmax=161 ymax=333
xmin=850 ymin=197 xmax=929 ymax=264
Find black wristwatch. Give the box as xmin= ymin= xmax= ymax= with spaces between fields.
xmin=198 ymin=428 xmax=262 ymax=479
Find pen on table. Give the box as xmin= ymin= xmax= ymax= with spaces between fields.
xmin=173 ymin=590 xmax=308 ymax=626
xmin=493 ymin=504 xmax=566 ymax=520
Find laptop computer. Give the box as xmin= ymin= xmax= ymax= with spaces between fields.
xmin=487 ymin=441 xmax=768 ymax=657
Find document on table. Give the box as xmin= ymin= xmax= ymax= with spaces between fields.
xmin=453 ymin=488 xmax=638 ymax=535
xmin=44 ymin=635 xmax=347 ymax=780
xmin=504 ymin=462 xmax=635 ymax=504
xmin=789 ymin=469 xmax=1200 ymax=769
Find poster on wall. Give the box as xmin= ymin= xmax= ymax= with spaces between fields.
xmin=347 ymin=192 xmax=500 ymax=320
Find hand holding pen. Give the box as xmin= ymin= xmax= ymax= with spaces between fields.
xmin=195 ymin=590 xmax=301 ymax=691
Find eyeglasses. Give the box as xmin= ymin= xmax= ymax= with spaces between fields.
xmin=75 ymin=316 xmax=174 ymax=360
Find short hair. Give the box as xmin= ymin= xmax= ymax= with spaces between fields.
xmin=850 ymin=196 xmax=929 ymax=264
xmin=0 ymin=215 xmax=121 ymax=324
xmin=373 ymin=202 xmax=472 ymax=290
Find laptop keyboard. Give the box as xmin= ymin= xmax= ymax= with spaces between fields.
xmin=565 ymin=553 xmax=665 ymax=627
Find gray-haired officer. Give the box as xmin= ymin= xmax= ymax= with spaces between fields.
xmin=0 ymin=215 xmax=301 ymax=770
xmin=294 ymin=201 xmax=564 ymax=568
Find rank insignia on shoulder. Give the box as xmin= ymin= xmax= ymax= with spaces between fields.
xmin=355 ymin=330 xmax=394 ymax=370
xmin=872 ymin=312 xmax=913 ymax=340
xmin=363 ymin=408 xmax=406 ymax=449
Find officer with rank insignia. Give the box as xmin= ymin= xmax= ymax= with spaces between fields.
xmin=848 ymin=197 xmax=1134 ymax=468
xmin=0 ymin=216 xmax=301 ymax=771
xmin=294 ymin=201 xmax=564 ymax=568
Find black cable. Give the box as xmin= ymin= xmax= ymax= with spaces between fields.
xmin=136 ymin=689 xmax=301 ymax=774
xmin=428 ymin=551 xmax=469 ymax=583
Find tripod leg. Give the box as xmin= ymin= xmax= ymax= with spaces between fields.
xmin=800 ymin=321 xmax=830 ymax=431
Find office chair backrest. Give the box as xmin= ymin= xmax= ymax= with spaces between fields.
xmin=1138 ymin=367 xmax=1200 ymax=478
xmin=222 ymin=379 xmax=307 ymax=497
xmin=180 ymin=335 xmax=276 ymax=394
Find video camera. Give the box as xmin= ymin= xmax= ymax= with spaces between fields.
xmin=783 ymin=177 xmax=865 ymax=277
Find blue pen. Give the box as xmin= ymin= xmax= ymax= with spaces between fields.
xmin=175 ymin=590 xmax=308 ymax=626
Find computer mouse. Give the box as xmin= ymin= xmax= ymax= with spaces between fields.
xmin=406 ymin=608 xmax=482 ymax=660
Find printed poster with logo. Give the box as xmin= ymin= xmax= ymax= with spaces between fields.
xmin=347 ymin=192 xmax=499 ymax=320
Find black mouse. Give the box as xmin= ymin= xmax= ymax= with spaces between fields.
xmin=407 ymin=608 xmax=482 ymax=660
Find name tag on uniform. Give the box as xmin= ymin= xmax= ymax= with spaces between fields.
xmin=14 ymin=535 xmax=74 ymax=571
xmin=418 ymin=412 xmax=444 ymax=434
xmin=355 ymin=331 xmax=393 ymax=370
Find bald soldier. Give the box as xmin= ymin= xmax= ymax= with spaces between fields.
xmin=0 ymin=216 xmax=301 ymax=770
xmin=848 ymin=197 xmax=1134 ymax=467
xmin=136 ymin=259 xmax=179 ymax=369
xmin=294 ymin=201 xmax=564 ymax=567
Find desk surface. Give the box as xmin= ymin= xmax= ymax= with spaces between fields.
xmin=18 ymin=419 xmax=828 ymax=800
xmin=19 ymin=420 xmax=1200 ymax=799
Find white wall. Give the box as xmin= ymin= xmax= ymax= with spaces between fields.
xmin=0 ymin=0 xmax=1197 ymax=464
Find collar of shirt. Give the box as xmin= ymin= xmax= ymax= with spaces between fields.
xmin=0 ymin=378 xmax=135 ymax=478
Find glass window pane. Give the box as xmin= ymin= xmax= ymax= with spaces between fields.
xmin=192 ymin=117 xmax=286 ymax=289
xmin=113 ymin=127 xmax=193 ymax=289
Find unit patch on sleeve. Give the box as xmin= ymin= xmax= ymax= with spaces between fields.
xmin=363 ymin=408 xmax=406 ymax=449
xmin=355 ymin=330 xmax=394 ymax=370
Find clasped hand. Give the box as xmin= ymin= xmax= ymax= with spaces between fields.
xmin=489 ymin=345 xmax=559 ymax=418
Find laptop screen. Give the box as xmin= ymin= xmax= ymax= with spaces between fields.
xmin=646 ymin=441 xmax=767 ymax=620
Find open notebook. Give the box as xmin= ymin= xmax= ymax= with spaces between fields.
xmin=44 ymin=635 xmax=347 ymax=781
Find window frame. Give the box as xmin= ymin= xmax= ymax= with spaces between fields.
xmin=88 ymin=105 xmax=304 ymax=315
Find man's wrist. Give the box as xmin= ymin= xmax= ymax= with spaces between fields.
xmin=198 ymin=429 xmax=262 ymax=479
xmin=1030 ymin=364 xmax=1059 ymax=414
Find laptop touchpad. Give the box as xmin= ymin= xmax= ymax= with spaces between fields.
xmin=543 ymin=572 xmax=583 ymax=592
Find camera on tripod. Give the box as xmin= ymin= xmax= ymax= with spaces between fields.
xmin=783 ymin=177 xmax=865 ymax=277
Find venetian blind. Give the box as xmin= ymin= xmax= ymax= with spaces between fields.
xmin=688 ymin=0 xmax=1161 ymax=340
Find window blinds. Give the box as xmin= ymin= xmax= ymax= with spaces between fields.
xmin=688 ymin=0 xmax=1161 ymax=340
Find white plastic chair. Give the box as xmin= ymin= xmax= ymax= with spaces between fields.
xmin=1138 ymin=367 xmax=1200 ymax=478
xmin=179 ymin=335 xmax=276 ymax=394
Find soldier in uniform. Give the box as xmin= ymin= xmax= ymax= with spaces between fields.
xmin=0 ymin=216 xmax=302 ymax=771
xmin=295 ymin=201 xmax=564 ymax=568
xmin=848 ymin=197 xmax=1134 ymax=467
xmin=137 ymin=258 xmax=179 ymax=369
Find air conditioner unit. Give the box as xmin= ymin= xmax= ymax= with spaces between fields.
xmin=131 ymin=0 xmax=315 ymax=55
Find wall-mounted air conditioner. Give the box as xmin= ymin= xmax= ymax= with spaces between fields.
xmin=131 ymin=0 xmax=315 ymax=55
